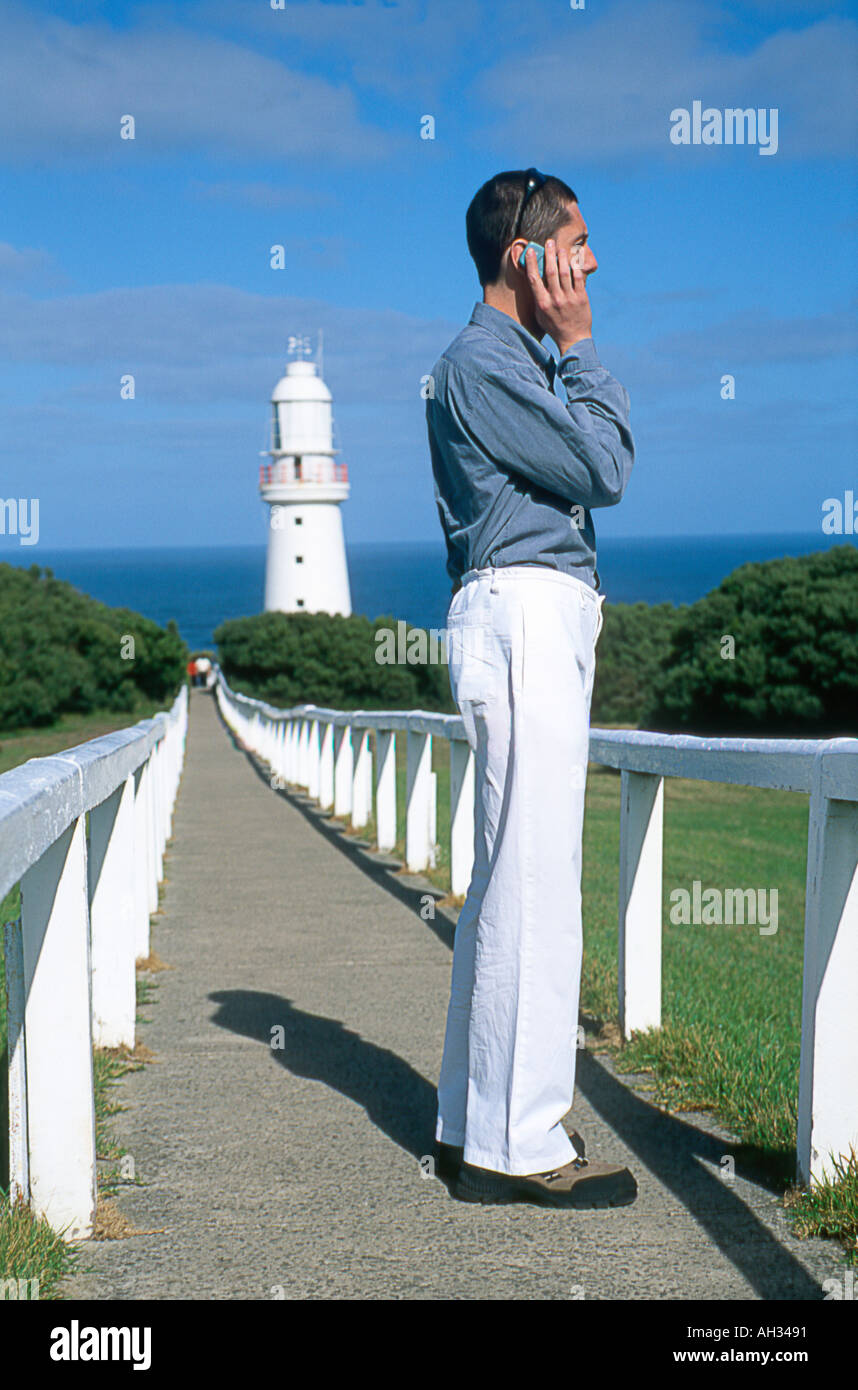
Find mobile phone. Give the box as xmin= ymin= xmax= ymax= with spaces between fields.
xmin=518 ymin=242 xmax=584 ymax=276
xmin=518 ymin=241 xmax=545 ymax=276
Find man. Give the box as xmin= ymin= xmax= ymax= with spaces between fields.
xmin=426 ymin=169 xmax=637 ymax=1208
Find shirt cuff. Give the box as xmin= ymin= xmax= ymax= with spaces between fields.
xmin=557 ymin=337 xmax=600 ymax=374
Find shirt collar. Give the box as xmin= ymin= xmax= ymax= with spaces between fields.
xmin=469 ymin=301 xmax=557 ymax=387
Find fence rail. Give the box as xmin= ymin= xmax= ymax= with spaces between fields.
xmin=1 ymin=685 xmax=188 ymax=1238
xmin=213 ymin=666 xmax=858 ymax=1191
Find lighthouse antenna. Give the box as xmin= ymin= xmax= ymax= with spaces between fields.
xmin=287 ymin=334 xmax=311 ymax=360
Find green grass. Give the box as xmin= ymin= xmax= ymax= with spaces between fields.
xmin=0 ymin=699 xmax=172 ymax=778
xmin=784 ymin=1149 xmax=858 ymax=1263
xmin=580 ymin=767 xmax=808 ymax=1156
xmin=92 ymin=1044 xmax=149 ymax=1200
xmin=0 ymin=1194 xmax=78 ymax=1298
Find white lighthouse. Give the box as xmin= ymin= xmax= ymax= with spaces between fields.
xmin=259 ymin=339 xmax=351 ymax=616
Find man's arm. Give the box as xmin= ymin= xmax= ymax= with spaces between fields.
xmin=435 ymin=496 xmax=465 ymax=583
xmin=447 ymin=348 xmax=634 ymax=508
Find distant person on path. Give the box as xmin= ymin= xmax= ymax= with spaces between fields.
xmin=187 ymin=658 xmax=198 ymax=688
xmin=426 ymin=169 xmax=637 ymax=1208
xmin=195 ymin=655 xmax=212 ymax=689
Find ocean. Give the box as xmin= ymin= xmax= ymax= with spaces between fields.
xmin=2 ymin=534 xmax=851 ymax=653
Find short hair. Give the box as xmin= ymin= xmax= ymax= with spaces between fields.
xmin=466 ymin=170 xmax=578 ymax=286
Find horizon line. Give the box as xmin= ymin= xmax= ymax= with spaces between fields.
xmin=1 ymin=531 xmax=852 ymax=557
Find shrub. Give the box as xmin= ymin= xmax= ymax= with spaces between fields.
xmin=0 ymin=563 xmax=187 ymax=730
xmin=215 ymin=610 xmax=456 ymax=713
xmin=645 ymin=546 xmax=858 ymax=736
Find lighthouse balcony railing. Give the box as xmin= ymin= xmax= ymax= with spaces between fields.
xmin=212 ymin=663 xmax=858 ymax=1194
xmin=0 ymin=685 xmax=188 ymax=1239
xmin=259 ymin=461 xmax=348 ymax=487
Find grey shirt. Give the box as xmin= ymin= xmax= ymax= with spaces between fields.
xmin=426 ymin=301 xmax=634 ymax=593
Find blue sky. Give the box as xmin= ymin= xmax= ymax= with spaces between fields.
xmin=0 ymin=0 xmax=856 ymax=550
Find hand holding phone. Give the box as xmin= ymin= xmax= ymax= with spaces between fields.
xmin=521 ymin=238 xmax=592 ymax=354
xmin=518 ymin=242 xmax=584 ymax=278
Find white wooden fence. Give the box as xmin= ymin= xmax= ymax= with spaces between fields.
xmin=1 ymin=685 xmax=187 ymax=1239
xmin=214 ymin=667 xmax=858 ymax=1191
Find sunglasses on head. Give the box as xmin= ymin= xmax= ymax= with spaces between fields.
xmin=512 ymin=168 xmax=548 ymax=240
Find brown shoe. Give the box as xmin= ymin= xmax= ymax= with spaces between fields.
xmin=453 ymin=1153 xmax=636 ymax=1208
xmin=434 ymin=1141 xmax=464 ymax=1181
xmin=436 ymin=1129 xmax=586 ymax=1183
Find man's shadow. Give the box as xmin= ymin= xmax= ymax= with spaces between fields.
xmin=208 ymin=986 xmax=825 ymax=1298
xmin=208 ymin=989 xmax=437 ymax=1164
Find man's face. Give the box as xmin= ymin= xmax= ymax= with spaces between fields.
xmin=510 ymin=200 xmax=598 ymax=278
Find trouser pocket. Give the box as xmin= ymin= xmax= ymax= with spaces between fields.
xmin=591 ymin=593 xmax=605 ymax=647
xmin=447 ymin=623 xmax=496 ymax=706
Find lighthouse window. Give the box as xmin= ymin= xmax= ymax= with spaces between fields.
xmin=294 ymin=516 xmax=303 ymax=525
xmin=296 ymin=556 xmax=304 ymax=564
xmin=271 ymin=407 xmax=281 ymax=451
xmin=296 ymin=598 xmax=305 ymax=607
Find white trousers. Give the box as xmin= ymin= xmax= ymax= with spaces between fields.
xmin=436 ymin=564 xmax=605 ymax=1176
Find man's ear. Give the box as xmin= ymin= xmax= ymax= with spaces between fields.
xmin=507 ymin=238 xmax=528 ymax=279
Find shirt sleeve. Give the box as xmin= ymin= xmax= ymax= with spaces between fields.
xmin=452 ymin=340 xmax=634 ymax=509
xmin=435 ymin=498 xmax=464 ymax=584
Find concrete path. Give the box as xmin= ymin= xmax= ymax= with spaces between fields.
xmin=64 ymin=690 xmax=846 ymax=1300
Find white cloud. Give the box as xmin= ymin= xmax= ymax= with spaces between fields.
xmin=0 ymin=280 xmax=459 ymax=407
xmin=474 ymin=1 xmax=858 ymax=161
xmin=0 ymin=6 xmax=399 ymax=166
xmin=0 ymin=242 xmax=68 ymax=288
xmin=187 ymin=0 xmax=489 ymax=102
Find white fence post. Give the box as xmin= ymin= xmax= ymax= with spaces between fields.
xmin=286 ymin=720 xmax=298 ymax=784
xmin=146 ymin=746 xmax=159 ymax=915
xmin=406 ymin=730 xmax=432 ymax=871
xmin=334 ymin=724 xmax=353 ymax=818
xmin=375 ymin=731 xmax=397 ymax=851
xmin=20 ymin=815 xmax=97 ymax=1239
xmin=157 ymin=732 xmax=168 ymax=862
xmin=153 ymin=736 xmax=166 ymax=875
xmin=797 ymin=751 xmax=858 ymax=1186
xmin=449 ymin=739 xmax=475 ymax=895
xmin=134 ymin=759 xmax=152 ymax=960
xmin=352 ymin=730 xmax=372 ymax=829
xmin=88 ymin=775 xmax=137 ymax=1050
xmin=298 ymin=719 xmax=311 ymax=791
xmin=319 ymin=721 xmax=335 ymax=810
xmin=3 ymin=916 xmax=29 ymax=1206
xmin=428 ymin=771 xmax=438 ymax=867
xmin=269 ymin=717 xmax=277 ymax=769
xmin=618 ymin=770 xmax=664 ymax=1040
xmin=308 ymin=719 xmax=321 ymax=800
